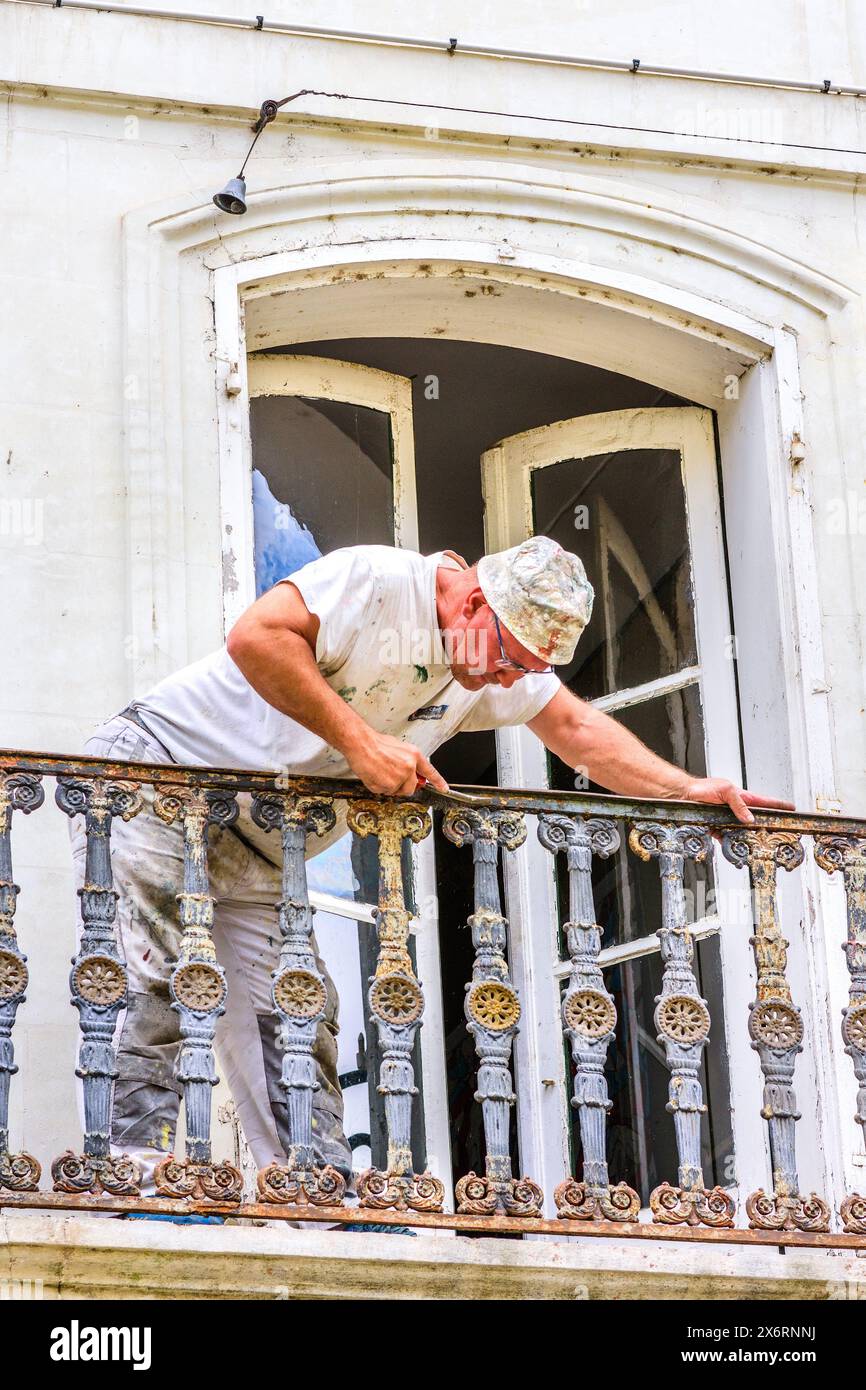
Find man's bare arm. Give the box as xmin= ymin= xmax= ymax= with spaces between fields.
xmin=226 ymin=582 xmax=449 ymax=795
xmin=527 ymin=685 xmax=794 ymax=825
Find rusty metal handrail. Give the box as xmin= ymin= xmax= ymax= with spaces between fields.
xmin=0 ymin=747 xmax=862 ymax=833
xmin=0 ymin=748 xmax=865 ymax=1244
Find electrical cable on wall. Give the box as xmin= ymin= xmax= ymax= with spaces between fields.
xmin=211 ymin=86 xmax=866 ymax=215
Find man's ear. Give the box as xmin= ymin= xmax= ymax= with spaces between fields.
xmin=460 ymin=584 xmax=487 ymax=621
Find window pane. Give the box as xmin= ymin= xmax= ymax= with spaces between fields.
xmin=531 ymin=448 xmax=698 ymax=699
xmin=250 ymin=393 xmax=394 ymax=595
xmin=616 ymin=681 xmax=708 ymax=777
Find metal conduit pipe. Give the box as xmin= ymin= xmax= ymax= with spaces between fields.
xmin=17 ymin=0 xmax=866 ymax=98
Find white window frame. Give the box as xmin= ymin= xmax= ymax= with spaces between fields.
xmin=221 ymin=351 xmax=453 ymax=1206
xmin=225 ymin=353 xmax=419 ymax=626
xmin=481 ymin=405 xmax=760 ymax=1214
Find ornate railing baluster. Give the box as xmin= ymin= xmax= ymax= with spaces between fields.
xmin=1 ymin=739 xmax=864 ymax=1243
xmin=0 ymin=772 xmax=44 ymax=1191
xmin=151 ymin=785 xmax=243 ymax=1203
xmin=442 ymin=805 xmax=543 ymax=1217
xmin=537 ymin=813 xmax=640 ymax=1222
xmin=722 ymin=828 xmax=830 ymax=1231
xmin=813 ymin=832 xmax=866 ymax=1232
xmin=347 ymin=799 xmax=444 ymax=1213
xmin=53 ymin=775 xmax=143 ymax=1195
xmin=629 ymin=822 xmax=735 ymax=1226
xmin=250 ymin=790 xmax=348 ymax=1207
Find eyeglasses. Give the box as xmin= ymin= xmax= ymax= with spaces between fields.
xmin=492 ymin=612 xmax=553 ymax=675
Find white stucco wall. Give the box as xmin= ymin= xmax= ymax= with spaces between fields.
xmin=1 ymin=0 xmax=865 ymax=1222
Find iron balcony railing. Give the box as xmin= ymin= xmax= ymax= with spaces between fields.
xmin=0 ymin=749 xmax=865 ymax=1248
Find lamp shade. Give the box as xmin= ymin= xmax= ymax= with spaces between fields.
xmin=213 ymin=176 xmax=247 ymax=215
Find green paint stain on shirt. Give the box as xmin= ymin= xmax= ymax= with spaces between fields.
xmin=414 ymin=665 xmax=429 ymax=682
xmin=338 ymin=686 xmax=357 ymax=702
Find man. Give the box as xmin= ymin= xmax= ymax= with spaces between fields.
xmin=69 ymin=536 xmax=792 ymax=1219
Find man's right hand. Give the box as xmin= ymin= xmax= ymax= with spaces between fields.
xmin=347 ymin=731 xmax=450 ymax=797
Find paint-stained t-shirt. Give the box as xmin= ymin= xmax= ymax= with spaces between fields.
xmin=134 ymin=544 xmax=561 ymax=782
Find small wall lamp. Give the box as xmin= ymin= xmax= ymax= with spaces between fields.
xmin=213 ymin=91 xmax=312 ymax=215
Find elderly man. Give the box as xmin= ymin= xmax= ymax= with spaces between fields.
xmin=70 ymin=536 xmax=792 ymax=1222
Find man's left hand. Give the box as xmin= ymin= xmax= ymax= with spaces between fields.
xmin=677 ymin=776 xmax=795 ymax=825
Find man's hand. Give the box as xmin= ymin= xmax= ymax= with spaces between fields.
xmin=346 ymin=731 xmax=450 ymax=797
xmin=228 ymin=584 xmax=446 ymax=797
xmin=673 ymin=776 xmax=795 ymax=826
xmin=227 ymin=582 xmax=451 ymax=797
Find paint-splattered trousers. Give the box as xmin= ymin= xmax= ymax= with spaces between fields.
xmin=67 ymin=714 xmax=355 ymax=1195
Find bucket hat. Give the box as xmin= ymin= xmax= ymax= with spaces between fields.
xmin=476 ymin=535 xmax=594 ymax=665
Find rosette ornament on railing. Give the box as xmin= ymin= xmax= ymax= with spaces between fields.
xmin=722 ymin=828 xmax=830 ymax=1232
xmin=442 ymin=805 xmax=543 ymax=1217
xmin=537 ymin=813 xmax=640 ymax=1222
xmin=347 ymin=799 xmax=445 ymax=1213
xmin=250 ymin=790 xmax=348 ymax=1207
xmin=629 ymin=822 xmax=735 ymax=1227
xmin=0 ymin=771 xmax=44 ymax=1192
xmin=813 ymin=832 xmax=866 ymax=1232
xmin=53 ymin=774 xmax=143 ymax=1196
xmin=150 ymin=785 xmax=244 ymax=1204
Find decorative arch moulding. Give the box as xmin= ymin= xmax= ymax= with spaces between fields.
xmin=124 ymin=162 xmax=852 ymax=320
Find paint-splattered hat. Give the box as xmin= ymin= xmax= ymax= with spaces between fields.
xmin=477 ymin=536 xmax=594 ymax=665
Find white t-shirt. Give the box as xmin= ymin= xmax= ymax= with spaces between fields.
xmin=134 ymin=545 xmax=561 ymax=778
